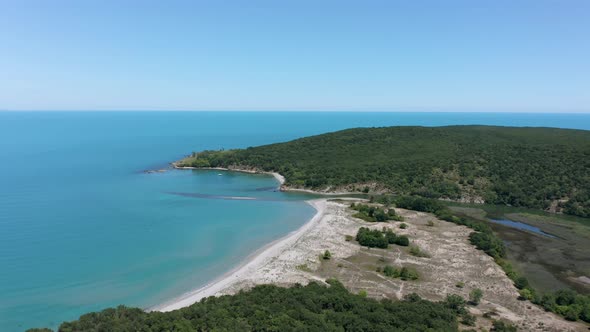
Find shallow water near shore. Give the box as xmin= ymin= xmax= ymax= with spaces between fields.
xmin=1 ymin=111 xmax=590 ymax=331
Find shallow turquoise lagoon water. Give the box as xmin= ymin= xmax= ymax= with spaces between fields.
xmin=1 ymin=111 xmax=589 ymax=331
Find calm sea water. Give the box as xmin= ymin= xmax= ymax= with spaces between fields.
xmin=1 ymin=111 xmax=589 ymax=331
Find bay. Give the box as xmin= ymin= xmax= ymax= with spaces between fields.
xmin=1 ymin=111 xmax=589 ymax=331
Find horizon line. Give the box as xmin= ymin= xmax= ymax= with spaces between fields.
xmin=1 ymin=109 xmax=590 ymax=114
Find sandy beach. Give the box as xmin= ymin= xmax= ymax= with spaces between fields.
xmin=157 ymin=165 xmax=586 ymax=331
xmin=151 ymin=199 xmax=585 ymax=331
xmin=152 ymin=199 xmax=326 ymax=312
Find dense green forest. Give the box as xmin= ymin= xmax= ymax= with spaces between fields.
xmin=179 ymin=126 xmax=590 ymax=217
xmin=30 ymin=280 xmax=461 ymax=332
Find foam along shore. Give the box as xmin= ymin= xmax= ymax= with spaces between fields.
xmin=171 ymin=163 xmax=286 ymax=186
xmin=151 ymin=199 xmax=326 ymax=312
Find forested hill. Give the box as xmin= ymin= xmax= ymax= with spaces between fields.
xmin=179 ymin=126 xmax=590 ymax=217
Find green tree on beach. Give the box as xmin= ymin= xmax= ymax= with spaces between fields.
xmin=356 ymin=227 xmax=389 ymax=248
xmin=394 ymin=235 xmax=410 ymax=246
xmin=469 ymin=288 xmax=483 ymax=305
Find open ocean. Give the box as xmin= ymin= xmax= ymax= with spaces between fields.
xmin=1 ymin=111 xmax=589 ymax=331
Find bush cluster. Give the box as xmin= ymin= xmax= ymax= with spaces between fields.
xmin=350 ymin=203 xmax=403 ymax=222
xmin=382 ymin=265 xmax=419 ymax=280
xmin=356 ymin=227 xmax=410 ymax=249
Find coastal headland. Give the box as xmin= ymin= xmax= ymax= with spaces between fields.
xmin=174 ymin=126 xmax=590 ymax=217
xmin=164 ymin=127 xmax=590 ymax=330
xmin=55 ymin=125 xmax=590 ymax=331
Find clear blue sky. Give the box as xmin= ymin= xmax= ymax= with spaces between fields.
xmin=1 ymin=0 xmax=589 ymax=112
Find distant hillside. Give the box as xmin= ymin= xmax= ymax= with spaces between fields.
xmin=179 ymin=126 xmax=590 ymax=217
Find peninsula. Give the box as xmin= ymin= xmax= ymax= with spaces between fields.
xmin=30 ymin=125 xmax=590 ymax=332
xmin=177 ymin=125 xmax=590 ymax=217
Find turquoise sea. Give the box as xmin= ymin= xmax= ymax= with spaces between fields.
xmin=1 ymin=111 xmax=590 ymax=331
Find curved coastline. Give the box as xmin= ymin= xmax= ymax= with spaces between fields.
xmin=171 ymin=163 xmax=357 ymax=195
xmin=150 ymin=199 xmax=326 ymax=312
xmin=171 ymin=163 xmax=286 ymax=186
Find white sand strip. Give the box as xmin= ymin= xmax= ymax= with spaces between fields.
xmin=172 ymin=165 xmax=285 ymax=186
xmin=151 ymin=199 xmax=326 ymax=312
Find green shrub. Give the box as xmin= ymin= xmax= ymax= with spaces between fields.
xmin=563 ymin=306 xmax=580 ymax=321
xmin=383 ymin=265 xmax=398 ymax=277
xmin=444 ymin=294 xmax=467 ymax=315
xmin=518 ymin=288 xmax=534 ymax=301
xmin=350 ymin=204 xmax=393 ymax=222
xmin=399 ymin=267 xmax=419 ymax=280
xmin=356 ymin=227 xmax=388 ymax=248
xmin=461 ymin=313 xmax=476 ymax=326
xmin=491 ymin=320 xmax=517 ymax=331
xmin=382 ymin=265 xmax=419 ymax=280
xmin=355 ymin=227 xmax=413 ymax=249
xmin=394 ymin=235 xmax=410 ymax=246
xmin=469 ymin=232 xmax=505 ymax=259
xmin=384 ymin=229 xmax=397 ymax=244
xmin=514 ymin=276 xmax=529 ymax=290
xmin=409 ymin=245 xmax=430 ymax=258
xmin=469 ymin=288 xmax=483 ymax=305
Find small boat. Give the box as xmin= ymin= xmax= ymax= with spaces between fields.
xmin=218 ymin=173 xmax=223 ymax=176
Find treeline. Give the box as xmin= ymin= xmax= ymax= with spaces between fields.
xmin=179 ymin=126 xmax=590 ymax=217
xmin=389 ymin=195 xmax=590 ymax=323
xmin=29 ymin=280 xmax=461 ymax=332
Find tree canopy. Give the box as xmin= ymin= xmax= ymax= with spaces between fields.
xmin=179 ymin=126 xmax=590 ymax=217
xmin=32 ymin=280 xmax=459 ymax=332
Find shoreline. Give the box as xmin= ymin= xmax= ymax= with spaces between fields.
xmin=171 ymin=164 xmax=286 ymax=186
xmin=147 ymin=187 xmax=586 ymax=330
xmin=171 ymin=163 xmax=359 ymax=195
xmin=151 ymin=199 xmax=326 ymax=312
